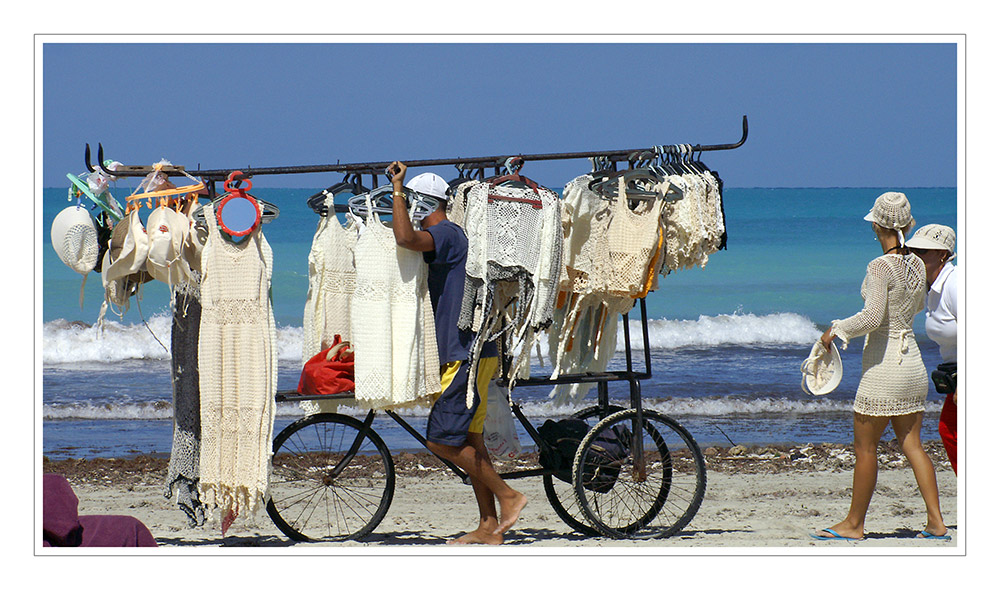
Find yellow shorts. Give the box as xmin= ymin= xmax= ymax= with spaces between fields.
xmin=430 ymin=356 xmax=499 ymax=443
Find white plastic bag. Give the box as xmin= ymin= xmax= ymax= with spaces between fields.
xmin=483 ymin=381 xmax=522 ymax=462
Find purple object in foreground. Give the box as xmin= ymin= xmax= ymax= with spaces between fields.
xmin=42 ymin=474 xmax=157 ymax=548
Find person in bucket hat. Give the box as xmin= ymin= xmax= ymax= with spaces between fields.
xmin=909 ymin=223 xmax=959 ymax=473
xmin=812 ymin=192 xmax=950 ymax=541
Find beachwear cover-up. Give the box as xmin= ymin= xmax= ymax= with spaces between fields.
xmin=197 ymin=203 xmax=277 ymax=519
xmin=458 ymin=180 xmax=563 ymax=402
xmin=831 ymin=253 xmax=929 ymax=416
xmin=302 ymin=194 xmax=359 ymax=362
xmin=350 ymin=195 xmax=440 ymax=410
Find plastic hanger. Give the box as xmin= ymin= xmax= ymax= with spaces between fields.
xmin=192 ymin=171 xmax=280 ymax=230
xmin=308 ymin=174 xmax=370 ymax=216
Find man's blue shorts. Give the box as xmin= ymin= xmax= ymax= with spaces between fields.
xmin=426 ymin=357 xmax=498 ymax=447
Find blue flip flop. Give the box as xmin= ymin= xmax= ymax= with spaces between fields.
xmin=810 ymin=528 xmax=863 ymax=541
xmin=916 ymin=530 xmax=952 ymax=540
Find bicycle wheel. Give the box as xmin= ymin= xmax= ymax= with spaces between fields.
xmin=542 ymin=404 xmax=623 ymax=537
xmin=266 ymin=412 xmax=395 ymax=542
xmin=573 ymin=408 xmax=706 ymax=539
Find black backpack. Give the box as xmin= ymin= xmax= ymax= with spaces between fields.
xmin=538 ymin=418 xmax=630 ymax=493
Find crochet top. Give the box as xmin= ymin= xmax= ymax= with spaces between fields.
xmin=350 ymin=195 xmax=440 ymax=409
xmin=657 ymin=172 xmax=725 ymax=274
xmin=197 ymin=203 xmax=277 ymax=520
xmin=458 ymin=180 xmax=563 ymax=402
xmin=831 ymin=253 xmax=929 ymax=416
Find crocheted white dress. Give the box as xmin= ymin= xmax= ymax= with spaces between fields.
xmin=831 ymin=253 xmax=929 ymax=416
xmin=197 ymin=204 xmax=277 ymax=519
xmin=350 ymin=196 xmax=440 ymax=410
xmin=302 ymin=199 xmax=359 ymax=362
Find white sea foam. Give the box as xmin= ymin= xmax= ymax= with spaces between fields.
xmin=44 ymin=395 xmax=941 ymax=421
xmin=42 ymin=312 xmax=821 ymax=365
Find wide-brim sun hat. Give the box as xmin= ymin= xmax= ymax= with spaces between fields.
xmin=146 ymin=206 xmax=193 ymax=285
xmin=801 ymin=340 xmax=843 ymax=396
xmin=863 ymin=191 xmax=915 ymax=233
xmin=51 ymin=205 xmax=99 ymax=275
xmin=907 ymin=223 xmax=956 ymax=261
xmin=406 ymin=172 xmax=449 ymax=201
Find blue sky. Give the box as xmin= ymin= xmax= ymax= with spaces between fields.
xmin=42 ymin=41 xmax=957 ymax=189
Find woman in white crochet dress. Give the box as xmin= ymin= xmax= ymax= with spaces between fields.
xmin=813 ymin=192 xmax=950 ymax=541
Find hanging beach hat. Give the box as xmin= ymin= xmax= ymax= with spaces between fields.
xmin=51 ymin=205 xmax=99 ymax=275
xmin=146 ymin=206 xmax=193 ymax=285
xmin=800 ymin=340 xmax=842 ymax=396
xmin=103 ymin=208 xmax=150 ymax=283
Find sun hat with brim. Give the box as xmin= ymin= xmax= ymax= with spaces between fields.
xmin=863 ymin=191 xmax=915 ymax=233
xmin=51 ymin=205 xmax=99 ymax=276
xmin=103 ymin=209 xmax=150 ymax=284
xmin=146 ymin=206 xmax=193 ymax=286
xmin=406 ymin=172 xmax=449 ymax=201
xmin=801 ymin=340 xmax=843 ymax=396
xmin=907 ymin=224 xmax=956 ymax=260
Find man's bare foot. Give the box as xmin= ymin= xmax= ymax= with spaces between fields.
xmin=493 ymin=492 xmax=528 ymax=535
xmin=446 ymin=529 xmax=503 ymax=545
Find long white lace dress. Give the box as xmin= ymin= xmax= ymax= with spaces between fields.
xmin=197 ymin=204 xmax=277 ymax=520
xmin=831 ymin=253 xmax=929 ymax=416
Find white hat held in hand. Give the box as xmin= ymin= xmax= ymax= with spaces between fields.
xmin=801 ymin=340 xmax=843 ymax=396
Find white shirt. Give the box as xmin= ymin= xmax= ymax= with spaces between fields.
xmin=925 ymin=262 xmax=958 ymax=363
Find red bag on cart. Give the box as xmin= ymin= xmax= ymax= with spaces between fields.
xmin=297 ymin=335 xmax=355 ymax=395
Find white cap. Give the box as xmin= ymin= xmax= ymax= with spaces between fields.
xmin=406 ymin=172 xmax=449 ymax=201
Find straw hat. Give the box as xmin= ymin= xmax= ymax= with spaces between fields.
xmin=146 ymin=206 xmax=193 ymax=285
xmin=51 ymin=206 xmax=99 ymax=275
xmin=863 ymin=191 xmax=915 ymax=233
xmin=907 ymin=224 xmax=956 ymax=261
xmin=801 ymin=340 xmax=843 ymax=396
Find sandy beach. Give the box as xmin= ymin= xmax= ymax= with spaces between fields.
xmin=41 ymin=440 xmax=959 ymax=552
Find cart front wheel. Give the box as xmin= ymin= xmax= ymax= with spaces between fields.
xmin=572 ymin=408 xmax=706 ymax=539
xmin=266 ymin=412 xmax=394 ymax=542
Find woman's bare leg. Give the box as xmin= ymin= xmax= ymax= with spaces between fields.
xmin=817 ymin=412 xmax=888 ymax=539
xmin=890 ymin=412 xmax=948 ymax=536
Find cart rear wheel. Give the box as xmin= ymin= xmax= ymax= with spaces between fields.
xmin=542 ymin=404 xmax=623 ymax=537
xmin=572 ymin=409 xmax=706 ymax=539
xmin=266 ymin=412 xmax=394 ymax=542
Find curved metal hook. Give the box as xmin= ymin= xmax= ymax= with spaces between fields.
xmin=97 ymin=144 xmax=117 ymax=176
xmin=84 ymin=144 xmax=95 ymax=173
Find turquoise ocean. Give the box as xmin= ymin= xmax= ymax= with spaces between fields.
xmin=40 ymin=184 xmax=958 ymax=459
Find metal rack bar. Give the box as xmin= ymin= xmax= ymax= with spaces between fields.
xmin=87 ymin=116 xmax=747 ymax=180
